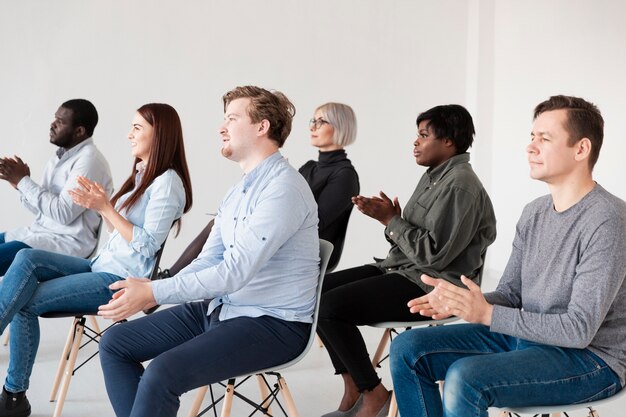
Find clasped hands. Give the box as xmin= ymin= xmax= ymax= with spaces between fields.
xmin=0 ymin=156 xmax=30 ymax=188
xmin=68 ymin=176 xmax=110 ymax=212
xmin=352 ymin=191 xmax=401 ymax=226
xmin=409 ymin=274 xmax=494 ymax=326
xmin=98 ymin=277 xmax=157 ymax=322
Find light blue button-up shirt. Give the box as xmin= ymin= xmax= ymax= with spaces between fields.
xmin=152 ymin=152 xmax=320 ymax=323
xmin=5 ymin=138 xmax=113 ymax=258
xmin=91 ymin=168 xmax=186 ymax=279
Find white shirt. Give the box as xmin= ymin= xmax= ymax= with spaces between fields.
xmin=5 ymin=138 xmax=113 ymax=258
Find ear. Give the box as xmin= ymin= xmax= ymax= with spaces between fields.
xmin=74 ymin=126 xmax=86 ymax=138
xmin=574 ymin=137 xmax=592 ymax=162
xmin=257 ymin=119 xmax=270 ymax=137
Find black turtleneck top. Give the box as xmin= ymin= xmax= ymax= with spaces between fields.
xmin=299 ymin=149 xmax=360 ymax=270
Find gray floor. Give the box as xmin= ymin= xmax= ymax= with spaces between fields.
xmin=0 ymin=270 xmax=623 ymax=416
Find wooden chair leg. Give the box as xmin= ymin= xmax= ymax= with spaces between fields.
xmin=2 ymin=327 xmax=9 ymax=346
xmin=277 ymin=376 xmax=299 ymax=417
xmin=187 ymin=385 xmax=209 ymax=417
xmin=50 ymin=318 xmax=80 ymax=402
xmin=256 ymin=375 xmax=272 ymax=416
xmin=316 ymin=334 xmax=325 ymax=348
xmin=387 ymin=391 xmax=399 ymax=417
xmin=52 ymin=318 xmax=85 ymax=417
xmin=220 ymin=379 xmax=235 ymax=417
xmin=371 ymin=329 xmax=392 ymax=367
xmin=88 ymin=315 xmax=101 ymax=334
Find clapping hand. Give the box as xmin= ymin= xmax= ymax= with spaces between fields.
xmin=352 ymin=191 xmax=401 ymax=226
xmin=0 ymin=156 xmax=30 ymax=188
xmin=68 ymin=176 xmax=110 ymax=212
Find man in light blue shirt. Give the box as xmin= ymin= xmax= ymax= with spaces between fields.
xmin=0 ymin=99 xmax=113 ymax=274
xmin=97 ymin=86 xmax=320 ymax=417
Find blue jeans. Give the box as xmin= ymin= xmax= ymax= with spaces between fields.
xmin=0 ymin=232 xmax=31 ymax=276
xmin=390 ymin=323 xmax=622 ymax=417
xmin=100 ymin=301 xmax=311 ymax=417
xmin=0 ymin=248 xmax=120 ymax=392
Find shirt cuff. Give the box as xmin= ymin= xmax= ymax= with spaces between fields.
xmin=385 ymin=215 xmax=404 ymax=240
xmin=152 ymin=278 xmax=175 ymax=305
xmin=489 ymin=304 xmax=517 ymax=334
xmin=16 ymin=176 xmax=37 ymax=196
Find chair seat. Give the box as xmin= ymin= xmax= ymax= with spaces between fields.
xmin=41 ymin=311 xmax=97 ymax=319
xmin=370 ymin=317 xmax=459 ymax=329
xmin=498 ymin=386 xmax=626 ymax=414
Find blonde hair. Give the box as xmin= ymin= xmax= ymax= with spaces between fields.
xmin=316 ymin=102 xmax=357 ymax=147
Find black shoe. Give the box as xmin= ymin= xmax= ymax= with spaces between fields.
xmin=0 ymin=387 xmax=31 ymax=417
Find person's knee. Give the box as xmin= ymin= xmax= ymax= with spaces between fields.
xmin=100 ymin=324 xmax=127 ymax=358
xmin=140 ymin=357 xmax=182 ymax=396
xmin=443 ymin=357 xmax=486 ymax=410
xmin=13 ymin=248 xmax=34 ymax=266
xmin=390 ymin=331 xmax=413 ymax=368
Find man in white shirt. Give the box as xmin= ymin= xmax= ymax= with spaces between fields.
xmin=0 ymin=99 xmax=113 ymax=275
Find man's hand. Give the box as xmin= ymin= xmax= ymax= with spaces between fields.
xmin=0 ymin=156 xmax=30 ymax=188
xmin=352 ymin=191 xmax=401 ymax=226
xmin=98 ymin=277 xmax=157 ymax=322
xmin=410 ymin=274 xmax=493 ymax=326
xmin=68 ymin=176 xmax=111 ymax=212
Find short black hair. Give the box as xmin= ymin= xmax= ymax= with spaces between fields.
xmin=61 ymin=99 xmax=99 ymax=137
xmin=416 ymin=104 xmax=475 ymax=154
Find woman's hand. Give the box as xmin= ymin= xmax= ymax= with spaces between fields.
xmin=68 ymin=176 xmax=112 ymax=213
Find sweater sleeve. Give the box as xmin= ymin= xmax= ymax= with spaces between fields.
xmin=490 ymin=215 xmax=626 ymax=348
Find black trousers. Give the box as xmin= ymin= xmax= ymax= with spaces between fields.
xmin=317 ymin=265 xmax=428 ymax=391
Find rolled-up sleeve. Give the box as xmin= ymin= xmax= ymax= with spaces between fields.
xmin=130 ymin=172 xmax=186 ymax=258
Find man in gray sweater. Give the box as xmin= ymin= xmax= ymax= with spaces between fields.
xmin=389 ymin=95 xmax=626 ymax=417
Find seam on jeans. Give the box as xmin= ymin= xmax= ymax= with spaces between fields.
xmin=483 ymin=364 xmax=612 ymax=388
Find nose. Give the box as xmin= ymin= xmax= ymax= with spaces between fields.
xmin=219 ymin=123 xmax=227 ymax=135
xmin=526 ymin=141 xmax=537 ymax=154
xmin=127 ymin=128 xmax=134 ymax=140
xmin=413 ymin=137 xmax=420 ymax=147
xmin=309 ymin=124 xmax=315 ymax=132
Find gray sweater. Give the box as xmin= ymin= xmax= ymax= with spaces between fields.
xmin=485 ymin=184 xmax=626 ymax=385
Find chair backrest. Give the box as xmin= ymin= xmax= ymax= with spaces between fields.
xmin=247 ymin=239 xmax=333 ymax=375
xmin=149 ymin=237 xmax=168 ymax=281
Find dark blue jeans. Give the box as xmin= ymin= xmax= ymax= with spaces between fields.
xmin=0 ymin=233 xmax=31 ymax=276
xmin=390 ymin=323 xmax=622 ymax=417
xmin=100 ymin=301 xmax=311 ymax=417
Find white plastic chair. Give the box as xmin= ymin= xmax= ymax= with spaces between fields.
xmin=187 ymin=239 xmax=334 ymax=417
xmin=497 ymin=387 xmax=626 ymax=417
xmin=43 ymin=238 xmax=167 ymax=417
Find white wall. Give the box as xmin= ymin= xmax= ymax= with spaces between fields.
xmin=1 ymin=0 xmax=624 ymax=279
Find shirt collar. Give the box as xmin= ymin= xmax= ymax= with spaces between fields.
xmin=242 ymin=151 xmax=283 ymax=190
xmin=426 ymin=153 xmax=470 ymax=183
xmin=57 ymin=137 xmax=93 ymax=161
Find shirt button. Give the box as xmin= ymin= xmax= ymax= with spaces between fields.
xmin=262 ymin=237 xmax=266 ymax=241
xmin=233 ymin=217 xmax=237 ymax=220
xmin=229 ymin=245 xmax=233 ymax=248
xmin=389 ymin=231 xmax=394 ymax=236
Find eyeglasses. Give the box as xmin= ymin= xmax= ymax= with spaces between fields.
xmin=309 ymin=118 xmax=330 ymax=130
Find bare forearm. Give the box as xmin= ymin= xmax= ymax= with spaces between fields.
xmin=100 ymin=204 xmax=134 ymax=242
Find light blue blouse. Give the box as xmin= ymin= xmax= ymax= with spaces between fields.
xmin=91 ymin=168 xmax=186 ymax=278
